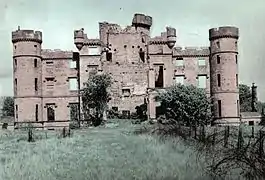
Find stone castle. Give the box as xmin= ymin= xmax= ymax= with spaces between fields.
xmin=12 ymin=13 xmax=240 ymax=129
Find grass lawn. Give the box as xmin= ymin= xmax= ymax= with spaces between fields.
xmin=0 ymin=120 xmax=210 ymax=180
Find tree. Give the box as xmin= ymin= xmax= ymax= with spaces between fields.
xmin=155 ymin=84 xmax=212 ymax=127
xmin=239 ymin=83 xmax=265 ymax=113
xmin=81 ymin=73 xmax=112 ymax=126
xmin=1 ymin=96 xmax=14 ymax=117
xmin=239 ymin=84 xmax=252 ymax=112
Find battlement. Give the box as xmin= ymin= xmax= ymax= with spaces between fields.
xmin=209 ymin=26 xmax=239 ymax=40
xmin=132 ymin=13 xmax=152 ymax=29
xmin=12 ymin=29 xmax=42 ymax=43
xmin=41 ymin=49 xmax=73 ymax=59
xmin=74 ymin=28 xmax=84 ymax=39
xmin=173 ymin=46 xmax=209 ymax=57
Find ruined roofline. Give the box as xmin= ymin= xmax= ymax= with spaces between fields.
xmin=42 ymin=49 xmax=73 ymax=52
xmin=173 ymin=46 xmax=210 ymax=57
xmin=174 ymin=46 xmax=209 ymax=50
xmin=41 ymin=49 xmax=74 ymax=59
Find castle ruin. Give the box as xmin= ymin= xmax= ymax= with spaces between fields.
xmin=12 ymin=13 xmax=240 ymax=129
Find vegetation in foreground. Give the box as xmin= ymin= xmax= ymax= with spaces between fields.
xmin=0 ymin=120 xmax=210 ymax=180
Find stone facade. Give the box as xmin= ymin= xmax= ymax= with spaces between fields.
xmin=12 ymin=13 xmax=240 ymax=128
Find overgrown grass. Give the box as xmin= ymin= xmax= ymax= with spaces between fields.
xmin=0 ymin=119 xmax=211 ymax=180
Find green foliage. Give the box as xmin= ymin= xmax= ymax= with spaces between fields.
xmin=239 ymin=84 xmax=252 ymax=112
xmin=69 ymin=104 xmax=79 ymax=129
xmin=0 ymin=121 xmax=211 ymax=180
xmin=155 ymin=84 xmax=212 ymax=126
xmin=1 ymin=96 xmax=14 ymax=117
xmin=239 ymin=83 xmax=265 ymax=113
xmin=81 ymin=73 xmax=112 ymax=126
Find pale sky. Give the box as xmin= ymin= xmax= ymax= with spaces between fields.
xmin=0 ymin=0 xmax=265 ymax=100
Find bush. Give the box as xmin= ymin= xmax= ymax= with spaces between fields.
xmin=81 ymin=73 xmax=112 ymax=126
xmin=1 ymin=96 xmax=14 ymax=117
xmin=155 ymin=84 xmax=212 ymax=127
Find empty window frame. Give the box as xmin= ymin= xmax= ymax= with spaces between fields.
xmin=237 ymin=100 xmax=240 ymax=116
xmin=154 ymin=65 xmax=164 ymax=88
xmin=69 ymin=78 xmax=78 ymax=90
xmin=175 ymin=57 xmax=184 ymax=67
xmin=236 ymin=74 xmax=238 ymax=87
xmin=35 ymin=104 xmax=38 ymax=121
xmin=14 ymin=78 xmax=17 ymax=94
xmin=122 ymin=89 xmax=131 ymax=97
xmin=106 ymin=52 xmax=112 ymax=61
xmin=217 ymin=55 xmax=220 ymax=64
xmin=174 ymin=75 xmax=185 ymax=85
xmin=14 ymin=59 xmax=17 ymax=71
xmin=35 ymin=78 xmax=38 ymax=91
xmin=15 ymin=105 xmax=18 ymax=119
xmin=46 ymin=61 xmax=54 ymax=65
xmin=69 ymin=103 xmax=79 ymax=121
xmin=46 ymin=77 xmax=55 ymax=89
xmin=198 ymin=58 xmax=206 ymax=66
xmin=198 ymin=75 xmax=207 ymax=88
xmin=34 ymin=59 xmax=37 ymax=68
xmin=139 ymin=48 xmax=145 ymax=63
xmin=112 ymin=107 xmax=118 ymax=112
xmin=46 ymin=104 xmax=55 ymax=122
xmin=217 ymin=74 xmax=221 ymax=87
xmin=218 ymin=100 xmax=222 ymax=117
xmin=216 ymin=41 xmax=220 ymax=48
xmin=69 ymin=59 xmax=76 ymax=69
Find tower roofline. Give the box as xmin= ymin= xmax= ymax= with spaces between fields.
xmin=12 ymin=29 xmax=42 ymax=43
xmin=209 ymin=26 xmax=239 ymax=41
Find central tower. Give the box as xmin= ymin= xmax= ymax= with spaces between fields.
xmin=209 ymin=26 xmax=240 ymax=125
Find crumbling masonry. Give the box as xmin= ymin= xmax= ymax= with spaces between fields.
xmin=12 ymin=13 xmax=240 ymax=129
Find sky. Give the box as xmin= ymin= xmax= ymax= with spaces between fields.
xmin=0 ymin=0 xmax=265 ymax=100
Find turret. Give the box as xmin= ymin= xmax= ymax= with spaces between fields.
xmin=12 ymin=28 xmax=42 ymax=44
xmin=209 ymin=26 xmax=240 ymax=125
xmin=166 ymin=27 xmax=176 ymax=49
xmin=74 ymin=28 xmax=85 ymax=51
xmin=132 ymin=13 xmax=152 ymax=30
xmin=12 ymin=27 xmax=43 ymax=123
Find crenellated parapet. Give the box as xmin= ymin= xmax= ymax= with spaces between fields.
xmin=74 ymin=28 xmax=85 ymax=50
xmin=149 ymin=27 xmax=177 ymax=49
xmin=84 ymin=39 xmax=102 ymax=46
xmin=132 ymin=13 xmax=152 ymax=29
xmin=173 ymin=46 xmax=209 ymax=57
xmin=209 ymin=26 xmax=239 ymax=41
xmin=41 ymin=49 xmax=73 ymax=60
xmin=12 ymin=29 xmax=42 ymax=43
xmin=166 ymin=27 xmax=176 ymax=48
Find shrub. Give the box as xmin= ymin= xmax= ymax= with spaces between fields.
xmin=81 ymin=73 xmax=112 ymax=126
xmin=155 ymin=84 xmax=212 ymax=127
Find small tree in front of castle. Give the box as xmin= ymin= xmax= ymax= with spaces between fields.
xmin=1 ymin=96 xmax=14 ymax=117
xmin=81 ymin=73 xmax=112 ymax=126
xmin=155 ymin=84 xmax=212 ymax=127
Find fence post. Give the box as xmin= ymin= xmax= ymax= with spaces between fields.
xmin=237 ymin=125 xmax=244 ymax=150
xmin=259 ymin=130 xmax=264 ymax=158
xmin=252 ymin=126 xmax=255 ymax=138
xmin=224 ymin=126 xmax=229 ymax=148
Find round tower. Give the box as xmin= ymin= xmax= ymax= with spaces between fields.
xmin=74 ymin=28 xmax=84 ymax=51
xmin=132 ymin=13 xmax=152 ymax=35
xmin=209 ymin=26 xmax=240 ymax=125
xmin=166 ymin=27 xmax=176 ymax=49
xmin=12 ymin=27 xmax=43 ymax=123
